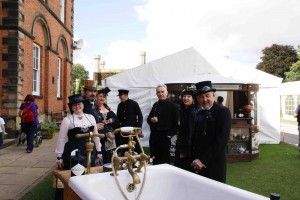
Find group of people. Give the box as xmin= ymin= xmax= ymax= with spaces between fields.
xmin=55 ymin=80 xmax=144 ymax=170
xmin=148 ymin=82 xmax=231 ymax=183
xmin=53 ymin=80 xmax=232 ymax=186
xmin=14 ymin=79 xmax=232 ymax=186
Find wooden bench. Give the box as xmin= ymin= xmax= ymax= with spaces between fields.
xmin=51 ymin=111 xmax=67 ymax=127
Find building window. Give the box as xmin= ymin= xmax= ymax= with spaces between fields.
xmin=33 ymin=44 xmax=41 ymax=96
xmin=285 ymin=95 xmax=295 ymax=115
xmin=57 ymin=58 xmax=61 ymax=98
xmin=297 ymin=96 xmax=300 ymax=106
xmin=60 ymin=0 xmax=65 ymax=22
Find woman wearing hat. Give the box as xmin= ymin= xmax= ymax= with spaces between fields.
xmin=55 ymin=94 xmax=104 ymax=170
xmin=175 ymin=87 xmax=198 ymax=171
xmin=96 ymin=87 xmax=120 ymax=164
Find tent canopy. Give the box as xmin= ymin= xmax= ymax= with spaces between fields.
xmin=104 ymin=46 xmax=282 ymax=146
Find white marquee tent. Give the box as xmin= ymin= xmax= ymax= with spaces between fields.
xmin=103 ymin=47 xmax=282 ymax=146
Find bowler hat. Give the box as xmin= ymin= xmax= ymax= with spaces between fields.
xmin=84 ymin=80 xmax=98 ymax=91
xmin=97 ymin=87 xmax=111 ymax=96
xmin=117 ymin=89 xmax=129 ymax=96
xmin=68 ymin=94 xmax=84 ymax=105
xmin=195 ymin=81 xmax=216 ymax=95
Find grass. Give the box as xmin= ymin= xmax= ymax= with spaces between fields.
xmin=22 ymin=144 xmax=300 ymax=200
xmin=227 ymin=143 xmax=300 ymax=200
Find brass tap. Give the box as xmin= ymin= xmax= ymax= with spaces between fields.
xmin=124 ymin=151 xmax=141 ymax=184
xmin=111 ymin=127 xmax=148 ymax=185
xmin=75 ymin=132 xmax=105 ymax=174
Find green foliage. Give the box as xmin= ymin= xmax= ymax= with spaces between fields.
xmin=285 ymin=60 xmax=300 ymax=82
xmin=256 ymin=44 xmax=298 ymax=81
xmin=71 ymin=63 xmax=89 ymax=94
xmin=40 ymin=121 xmax=58 ymax=132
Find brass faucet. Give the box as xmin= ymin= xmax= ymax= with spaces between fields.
xmin=75 ymin=132 xmax=105 ymax=174
xmin=111 ymin=127 xmax=152 ymax=186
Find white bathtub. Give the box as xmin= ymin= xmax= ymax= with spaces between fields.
xmin=69 ymin=164 xmax=268 ymax=200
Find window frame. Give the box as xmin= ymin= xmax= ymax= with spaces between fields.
xmin=33 ymin=43 xmax=41 ymax=96
xmin=60 ymin=0 xmax=65 ymax=22
xmin=57 ymin=58 xmax=61 ymax=98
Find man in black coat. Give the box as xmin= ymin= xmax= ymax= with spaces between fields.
xmin=191 ymin=81 xmax=231 ymax=183
xmin=147 ymin=84 xmax=179 ymax=165
xmin=117 ymin=89 xmax=143 ymax=153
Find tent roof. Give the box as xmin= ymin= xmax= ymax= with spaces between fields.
xmin=104 ymin=46 xmax=282 ymax=88
xmin=280 ymin=81 xmax=300 ymax=95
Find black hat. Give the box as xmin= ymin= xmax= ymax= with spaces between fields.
xmin=68 ymin=94 xmax=84 ymax=105
xmin=97 ymin=87 xmax=111 ymax=96
xmin=84 ymin=80 xmax=98 ymax=91
xmin=181 ymin=87 xmax=196 ymax=97
xmin=195 ymin=81 xmax=216 ymax=95
xmin=117 ymin=89 xmax=129 ymax=96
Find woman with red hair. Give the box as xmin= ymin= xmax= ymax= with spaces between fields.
xmin=18 ymin=94 xmax=39 ymax=153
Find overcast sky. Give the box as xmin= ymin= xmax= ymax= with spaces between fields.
xmin=73 ymin=0 xmax=300 ymax=78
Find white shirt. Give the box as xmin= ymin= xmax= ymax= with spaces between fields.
xmin=55 ymin=113 xmax=101 ymax=157
xmin=0 ymin=117 xmax=5 ymax=132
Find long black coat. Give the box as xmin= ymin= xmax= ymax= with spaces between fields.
xmin=175 ymin=104 xmax=198 ymax=170
xmin=191 ymin=102 xmax=231 ymax=183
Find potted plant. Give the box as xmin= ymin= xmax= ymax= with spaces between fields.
xmin=40 ymin=121 xmax=59 ymax=139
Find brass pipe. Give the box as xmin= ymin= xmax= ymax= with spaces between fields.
xmin=75 ymin=132 xmax=104 ymax=174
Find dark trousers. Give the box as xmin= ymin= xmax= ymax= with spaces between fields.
xmin=22 ymin=123 xmax=37 ymax=151
xmin=0 ymin=132 xmax=3 ymax=145
xmin=149 ymin=131 xmax=171 ymax=165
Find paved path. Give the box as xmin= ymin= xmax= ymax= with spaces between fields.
xmin=280 ymin=123 xmax=299 ymax=146
xmin=0 ymin=123 xmax=298 ymax=200
xmin=0 ymin=134 xmax=57 ymax=200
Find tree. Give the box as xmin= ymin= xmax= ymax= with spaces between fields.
xmin=256 ymin=44 xmax=298 ymax=81
xmin=71 ymin=64 xmax=89 ymax=94
xmin=285 ymin=60 xmax=300 ymax=82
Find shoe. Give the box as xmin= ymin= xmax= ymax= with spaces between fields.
xmin=26 ymin=150 xmax=32 ymax=153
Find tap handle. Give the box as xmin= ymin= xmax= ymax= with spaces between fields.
xmin=75 ymin=132 xmax=105 ymax=139
xmin=148 ymin=156 xmax=155 ymax=165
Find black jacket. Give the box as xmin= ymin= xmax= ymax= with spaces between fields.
xmin=191 ymin=102 xmax=231 ymax=183
xmin=147 ymin=100 xmax=179 ymax=133
xmin=176 ymin=104 xmax=198 ymax=156
xmin=117 ymin=99 xmax=143 ymax=127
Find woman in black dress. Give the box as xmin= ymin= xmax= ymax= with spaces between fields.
xmin=96 ymin=87 xmax=120 ymax=164
xmin=175 ymin=87 xmax=198 ymax=171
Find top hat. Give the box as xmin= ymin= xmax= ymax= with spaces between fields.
xmin=97 ymin=87 xmax=111 ymax=96
xmin=181 ymin=87 xmax=196 ymax=97
xmin=84 ymin=80 xmax=98 ymax=91
xmin=195 ymin=81 xmax=216 ymax=95
xmin=68 ymin=94 xmax=84 ymax=105
xmin=117 ymin=89 xmax=129 ymax=96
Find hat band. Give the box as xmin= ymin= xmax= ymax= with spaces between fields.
xmin=201 ymin=86 xmax=212 ymax=92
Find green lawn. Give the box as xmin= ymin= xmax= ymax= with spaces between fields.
xmin=22 ymin=143 xmax=300 ymax=200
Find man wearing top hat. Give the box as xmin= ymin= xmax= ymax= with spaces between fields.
xmin=191 ymin=80 xmax=231 ymax=183
xmin=116 ymin=89 xmax=143 ymax=153
xmin=82 ymin=80 xmax=101 ymax=125
xmin=82 ymin=80 xmax=104 ymax=166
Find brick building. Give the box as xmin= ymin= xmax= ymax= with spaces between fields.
xmin=0 ymin=0 xmax=74 ymax=136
